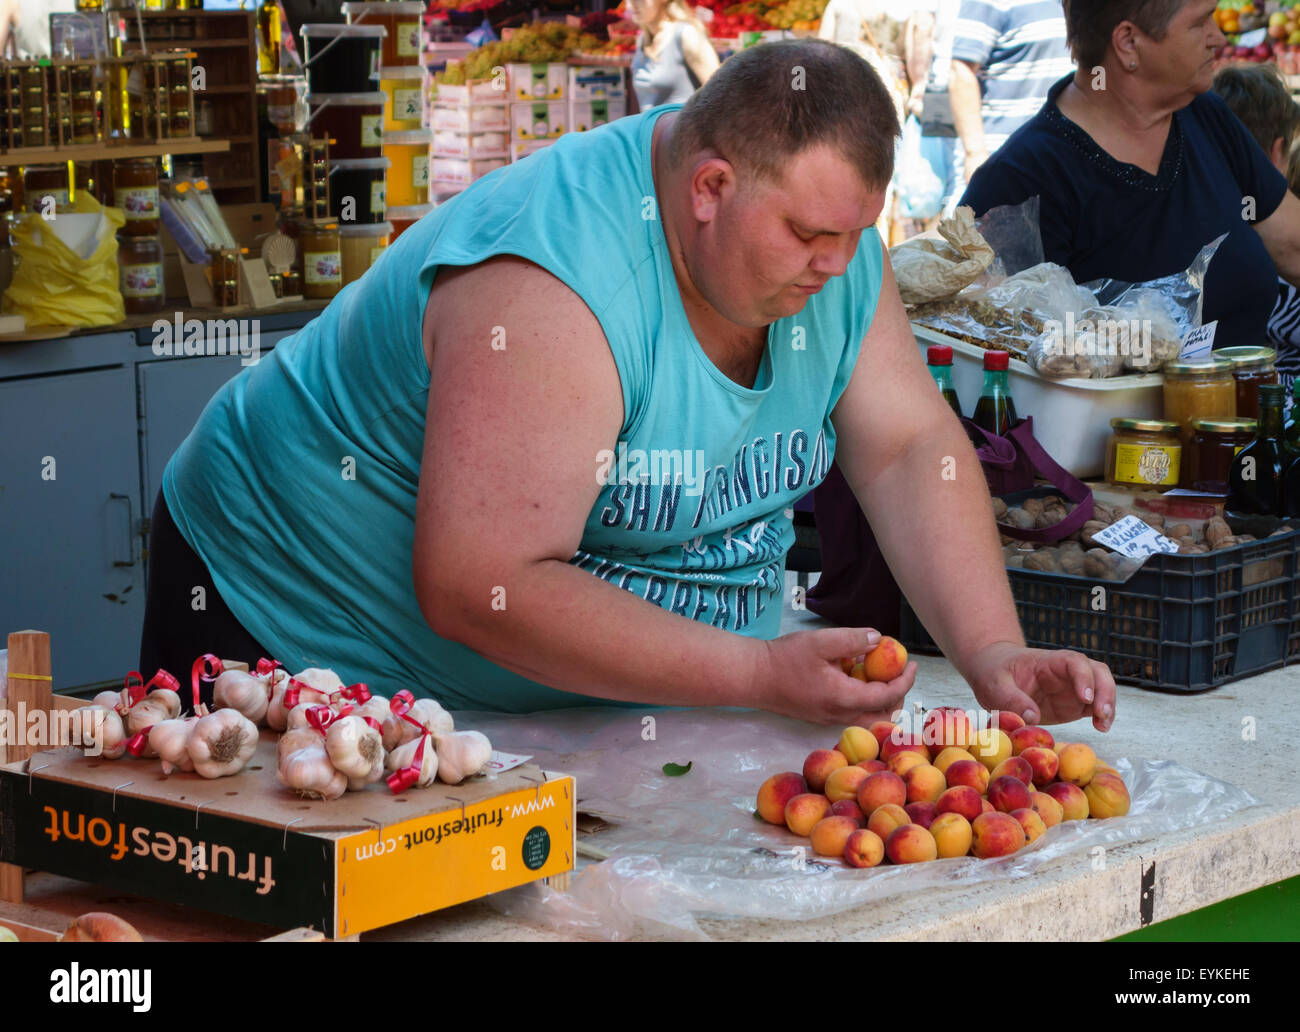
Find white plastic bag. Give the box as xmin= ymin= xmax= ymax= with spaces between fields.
xmin=894 ymin=115 xmax=945 ymax=220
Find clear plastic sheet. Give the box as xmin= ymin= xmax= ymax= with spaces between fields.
xmin=974 ymin=195 xmax=1044 ymax=277
xmin=464 ymin=707 xmax=1259 ymax=941
xmin=1085 ymin=234 xmax=1226 ymax=340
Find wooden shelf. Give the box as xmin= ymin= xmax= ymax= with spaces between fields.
xmin=208 ymin=177 xmax=256 ymax=188
xmin=0 ymin=138 xmax=230 ymax=165
xmin=126 ymin=38 xmax=253 ymax=49
xmin=196 ymin=85 xmax=252 ymax=95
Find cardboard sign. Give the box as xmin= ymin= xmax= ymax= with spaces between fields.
xmin=1179 ymin=320 xmax=1218 ymax=360
xmin=1093 ymin=515 xmax=1181 ymax=558
xmin=487 ymin=750 xmax=533 ymax=774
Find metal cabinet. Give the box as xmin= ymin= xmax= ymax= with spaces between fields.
xmin=0 ymin=365 xmax=146 ymax=688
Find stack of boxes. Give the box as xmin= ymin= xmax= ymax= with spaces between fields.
xmin=430 ymin=75 xmax=510 ymax=194
xmin=430 ymin=59 xmax=629 ymax=195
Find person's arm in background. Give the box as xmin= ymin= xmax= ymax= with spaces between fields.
xmin=949 ymin=60 xmax=988 ymax=176
xmin=831 ymin=253 xmax=1116 ymax=730
xmin=1256 ymin=191 xmax=1300 ymax=287
xmin=414 ymin=256 xmax=916 ymax=726
xmin=680 ymin=21 xmax=720 ymax=86
xmin=950 ymin=0 xmax=1002 ymax=178
xmin=904 ymin=9 xmax=936 ymax=117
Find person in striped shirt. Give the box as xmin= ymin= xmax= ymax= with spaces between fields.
xmin=1212 ymin=63 xmax=1300 ymax=396
xmin=949 ymin=0 xmax=1074 ymax=180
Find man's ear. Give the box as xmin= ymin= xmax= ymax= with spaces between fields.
xmin=1271 ymin=135 xmax=1289 ymax=174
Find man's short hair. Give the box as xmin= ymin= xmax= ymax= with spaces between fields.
xmin=667 ymin=38 xmax=900 ymax=193
xmin=1062 ymin=0 xmax=1187 ymax=69
xmin=1213 ymin=63 xmax=1300 ymax=158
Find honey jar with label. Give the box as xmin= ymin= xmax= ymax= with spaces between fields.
xmin=1106 ymin=418 xmax=1183 ymax=489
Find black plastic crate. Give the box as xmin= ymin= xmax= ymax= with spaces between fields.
xmin=899 ymin=528 xmax=1300 ymax=692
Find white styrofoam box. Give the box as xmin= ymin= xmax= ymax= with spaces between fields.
xmin=432 ymin=156 xmax=508 ymax=188
xmin=569 ymin=97 xmax=627 ymax=132
xmin=567 ymin=65 xmax=625 ymax=102
xmin=431 ymin=102 xmax=510 ymax=133
xmin=507 ymin=62 xmax=566 ymax=100
xmin=433 ymin=129 xmax=509 ymax=159
xmin=510 ymin=100 xmax=566 ymax=140
xmin=433 ymin=78 xmax=508 ymax=104
xmin=912 ymin=324 xmax=1163 ymax=480
xmin=510 ymin=138 xmax=554 ymax=163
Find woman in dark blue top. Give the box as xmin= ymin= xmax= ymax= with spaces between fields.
xmin=960 ymin=0 xmax=1300 ymax=349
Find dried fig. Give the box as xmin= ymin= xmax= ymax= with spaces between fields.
xmin=1081 ymin=520 xmax=1109 ymax=546
xmin=1165 ymin=523 xmax=1192 ymax=540
xmin=1024 ymin=551 xmax=1060 ymax=572
xmin=1005 ymin=508 xmax=1036 ymax=530
xmin=1022 ymin=497 xmax=1045 ymax=517
xmin=1136 ymin=511 xmax=1165 ymax=529
xmin=1205 ymin=516 xmax=1232 ymax=548
xmin=992 ymin=497 xmax=1008 ymax=519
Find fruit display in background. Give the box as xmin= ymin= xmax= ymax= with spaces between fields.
xmin=752 ymin=717 xmax=1134 ymax=866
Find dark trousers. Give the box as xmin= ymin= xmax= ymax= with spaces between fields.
xmin=138 ymin=490 xmax=271 ymax=706
xmin=804 ymin=463 xmax=902 ymax=636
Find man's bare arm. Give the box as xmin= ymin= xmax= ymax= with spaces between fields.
xmin=831 ymin=255 xmax=1116 ymax=728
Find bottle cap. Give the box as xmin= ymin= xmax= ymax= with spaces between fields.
xmin=927 ymin=344 xmax=953 ymax=366
xmin=1259 ymin=383 xmax=1285 ymax=403
xmin=983 ymin=349 xmax=1010 ymax=371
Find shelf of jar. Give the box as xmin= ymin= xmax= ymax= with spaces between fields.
xmin=0 ymin=137 xmax=231 ymax=165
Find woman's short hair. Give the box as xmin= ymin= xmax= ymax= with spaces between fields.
xmin=668 ymin=38 xmax=900 ymax=192
xmin=1062 ymin=0 xmax=1188 ymax=69
xmin=1212 ymin=63 xmax=1300 ymax=158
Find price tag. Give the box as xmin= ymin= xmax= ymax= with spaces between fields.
xmin=1179 ymin=320 xmax=1217 ymax=360
xmin=486 ymin=750 xmax=533 ymax=774
xmin=1093 ymin=515 xmax=1181 ymax=558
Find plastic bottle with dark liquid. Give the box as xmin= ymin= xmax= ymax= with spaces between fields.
xmin=926 ymin=343 xmax=963 ymax=417
xmin=972 ymin=349 xmax=1018 ymax=436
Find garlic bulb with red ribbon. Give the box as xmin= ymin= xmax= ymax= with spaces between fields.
xmin=279 ymin=746 xmax=347 ymax=800
xmin=149 ymin=717 xmax=198 ymax=775
xmin=353 ymin=695 xmax=403 ymax=751
xmin=433 ymin=730 xmax=492 ymax=785
xmin=93 ymin=689 xmax=127 ymax=714
xmin=267 ymin=673 xmax=333 ymax=731
xmin=385 ymin=734 xmax=438 ymax=787
xmin=125 ymin=689 xmax=182 ymax=736
xmin=324 ymin=714 xmax=384 ymax=781
xmin=212 ymin=670 xmax=271 ymax=725
xmin=186 ymin=709 xmax=258 ymax=778
xmin=397 ymin=698 xmax=454 ymax=745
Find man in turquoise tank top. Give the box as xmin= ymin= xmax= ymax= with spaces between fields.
xmin=143 ymin=39 xmax=1116 ymax=733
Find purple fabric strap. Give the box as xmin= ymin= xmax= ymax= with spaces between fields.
xmin=964 ymin=416 xmax=1095 ymax=543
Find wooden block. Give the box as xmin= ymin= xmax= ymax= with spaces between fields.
xmin=0 ymin=863 xmax=24 ymax=905
xmin=240 ymin=257 xmax=278 ymax=310
xmin=221 ymin=659 xmax=251 ymax=673
xmin=4 ymin=631 xmax=51 ymax=766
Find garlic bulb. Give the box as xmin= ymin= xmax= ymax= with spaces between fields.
xmin=79 ymin=705 xmax=127 ymax=760
xmin=279 ymin=746 xmax=347 ymax=800
xmin=353 ymin=695 xmax=402 ymax=751
xmin=324 ymin=715 xmax=384 ymax=780
xmin=126 ymin=688 xmax=182 ymax=735
xmin=385 ymin=734 xmax=439 ymax=787
xmin=212 ymin=670 xmax=270 ymax=725
xmin=398 ymin=698 xmax=454 ymax=744
xmin=291 ymin=667 xmax=344 ymax=695
xmin=433 ymin=730 xmax=492 ymax=784
xmin=93 ymin=689 xmax=126 ymax=714
xmin=285 ymin=702 xmax=318 ymax=731
xmin=148 ymin=717 xmax=198 ymax=775
xmin=277 ymin=726 xmax=324 ymax=764
xmin=267 ymin=674 xmax=332 ymax=731
xmin=186 ymin=709 xmax=259 ymax=778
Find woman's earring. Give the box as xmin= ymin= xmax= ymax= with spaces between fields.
xmin=1129 ymin=61 xmax=1137 ymax=69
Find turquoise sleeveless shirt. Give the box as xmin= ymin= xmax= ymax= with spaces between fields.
xmin=164 ymin=104 xmax=886 ymax=711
